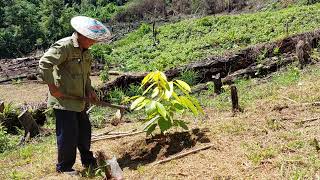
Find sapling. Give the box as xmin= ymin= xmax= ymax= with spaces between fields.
xmin=130 ymin=71 xmax=204 ymax=136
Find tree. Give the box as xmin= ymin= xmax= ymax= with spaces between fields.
xmin=0 ymin=0 xmax=41 ymax=57
xmin=40 ymin=0 xmax=72 ymax=46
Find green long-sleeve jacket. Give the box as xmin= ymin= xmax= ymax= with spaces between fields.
xmin=39 ymin=33 xmax=93 ymax=112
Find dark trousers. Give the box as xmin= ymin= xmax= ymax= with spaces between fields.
xmin=54 ymin=109 xmax=96 ymax=172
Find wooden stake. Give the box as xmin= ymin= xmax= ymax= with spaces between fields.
xmin=230 ymin=85 xmax=241 ymax=112
xmin=18 ymin=109 xmax=40 ymax=138
xmin=152 ymin=144 xmax=214 ymax=166
xmin=0 ymin=101 xmax=4 ymax=113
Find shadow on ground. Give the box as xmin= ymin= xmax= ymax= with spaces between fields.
xmin=117 ymin=128 xmax=211 ymax=169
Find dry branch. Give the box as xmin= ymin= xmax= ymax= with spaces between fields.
xmin=91 ymin=130 xmax=144 ymax=142
xmin=152 ymin=144 xmax=214 ymax=166
xmin=293 ymin=117 xmax=320 ymax=124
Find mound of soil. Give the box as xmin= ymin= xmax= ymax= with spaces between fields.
xmin=117 ymin=128 xmax=210 ymax=169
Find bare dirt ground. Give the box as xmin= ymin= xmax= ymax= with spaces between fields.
xmin=0 ymin=66 xmax=319 ymax=179
xmin=0 ymin=76 xmax=103 ymax=106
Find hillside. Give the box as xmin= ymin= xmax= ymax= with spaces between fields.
xmin=100 ymin=3 xmax=320 ymax=72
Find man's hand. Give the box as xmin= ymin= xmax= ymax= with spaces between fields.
xmin=87 ymin=90 xmax=98 ymax=103
xmin=48 ymin=84 xmax=64 ymax=98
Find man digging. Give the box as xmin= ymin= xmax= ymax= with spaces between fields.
xmin=39 ymin=16 xmax=111 ymax=175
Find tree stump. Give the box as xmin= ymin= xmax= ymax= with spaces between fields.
xmin=212 ymin=73 xmax=222 ymax=95
xmin=18 ymin=109 xmax=40 ymax=138
xmin=0 ymin=101 xmax=4 ymax=113
xmin=296 ymin=39 xmax=312 ymax=69
xmin=230 ymin=85 xmax=242 ymax=113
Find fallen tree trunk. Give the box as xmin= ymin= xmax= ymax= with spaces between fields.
xmin=222 ymin=53 xmax=296 ymax=84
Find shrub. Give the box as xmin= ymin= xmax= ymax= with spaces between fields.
xmin=0 ymin=125 xmax=15 ymax=153
xmin=179 ymin=69 xmax=200 ymax=86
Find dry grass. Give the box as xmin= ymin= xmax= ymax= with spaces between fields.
xmin=0 ymin=64 xmax=320 ymax=179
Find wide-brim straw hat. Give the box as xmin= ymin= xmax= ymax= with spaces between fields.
xmin=71 ymin=16 xmax=111 ymax=41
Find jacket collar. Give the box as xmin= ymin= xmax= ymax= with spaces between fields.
xmin=71 ymin=32 xmax=80 ymax=48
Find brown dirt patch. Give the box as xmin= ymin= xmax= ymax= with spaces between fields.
xmin=117 ymin=128 xmax=211 ymax=169
xmin=0 ymin=76 xmax=102 ymax=106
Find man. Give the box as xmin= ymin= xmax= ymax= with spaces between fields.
xmin=39 ymin=16 xmax=111 ymax=174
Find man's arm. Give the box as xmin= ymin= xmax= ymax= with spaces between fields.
xmin=85 ymin=65 xmax=99 ymax=101
xmin=39 ymin=43 xmax=68 ymax=97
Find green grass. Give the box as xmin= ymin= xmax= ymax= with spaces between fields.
xmin=98 ymin=3 xmax=320 ymax=72
xmin=0 ymin=135 xmax=56 ymax=179
xmin=198 ymin=64 xmax=320 ymax=110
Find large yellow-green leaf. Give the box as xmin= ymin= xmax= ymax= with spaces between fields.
xmin=141 ymin=72 xmax=154 ymax=86
xmin=151 ymin=87 xmax=159 ymax=98
xmin=189 ymin=96 xmax=205 ymax=115
xmin=156 ymin=102 xmax=167 ymax=118
xmin=160 ymin=77 xmax=170 ymax=90
xmin=164 ymin=81 xmax=174 ymax=99
xmin=158 ymin=117 xmax=171 ymax=132
xmin=130 ymin=96 xmax=145 ymax=110
xmin=135 ymin=99 xmax=149 ymax=111
xmin=145 ymin=100 xmax=157 ymax=115
xmin=172 ymin=100 xmax=185 ymax=111
xmin=143 ymin=82 xmax=156 ymax=95
xmin=159 ymin=71 xmax=167 ymax=81
xmin=180 ymin=96 xmax=198 ymax=115
xmin=175 ymin=80 xmax=191 ymax=92
xmin=143 ymin=115 xmax=160 ymax=130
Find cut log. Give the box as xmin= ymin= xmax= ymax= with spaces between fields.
xmin=152 ymin=144 xmax=214 ymax=165
xmin=18 ymin=109 xmax=40 ymax=138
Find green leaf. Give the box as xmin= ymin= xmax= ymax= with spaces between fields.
xmin=143 ymin=115 xmax=160 ymax=130
xmin=145 ymin=100 xmax=157 ymax=115
xmin=164 ymin=81 xmax=174 ymax=99
xmin=156 ymin=102 xmax=167 ymax=118
xmin=180 ymin=96 xmax=198 ymax=115
xmin=189 ymin=96 xmax=204 ymax=114
xmin=158 ymin=117 xmax=172 ymax=132
xmin=135 ymin=99 xmax=149 ymax=110
xmin=142 ymin=72 xmax=155 ymax=86
xmin=151 ymin=87 xmax=159 ymax=98
xmin=143 ymin=82 xmax=156 ymax=95
xmin=159 ymin=71 xmax=167 ymax=81
xmin=176 ymin=120 xmax=189 ymax=130
xmin=160 ymin=77 xmax=170 ymax=90
xmin=173 ymin=101 xmax=185 ymax=111
xmin=130 ymin=96 xmax=145 ymax=110
xmin=146 ymin=124 xmax=157 ymax=136
xmin=175 ymin=80 xmax=191 ymax=92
